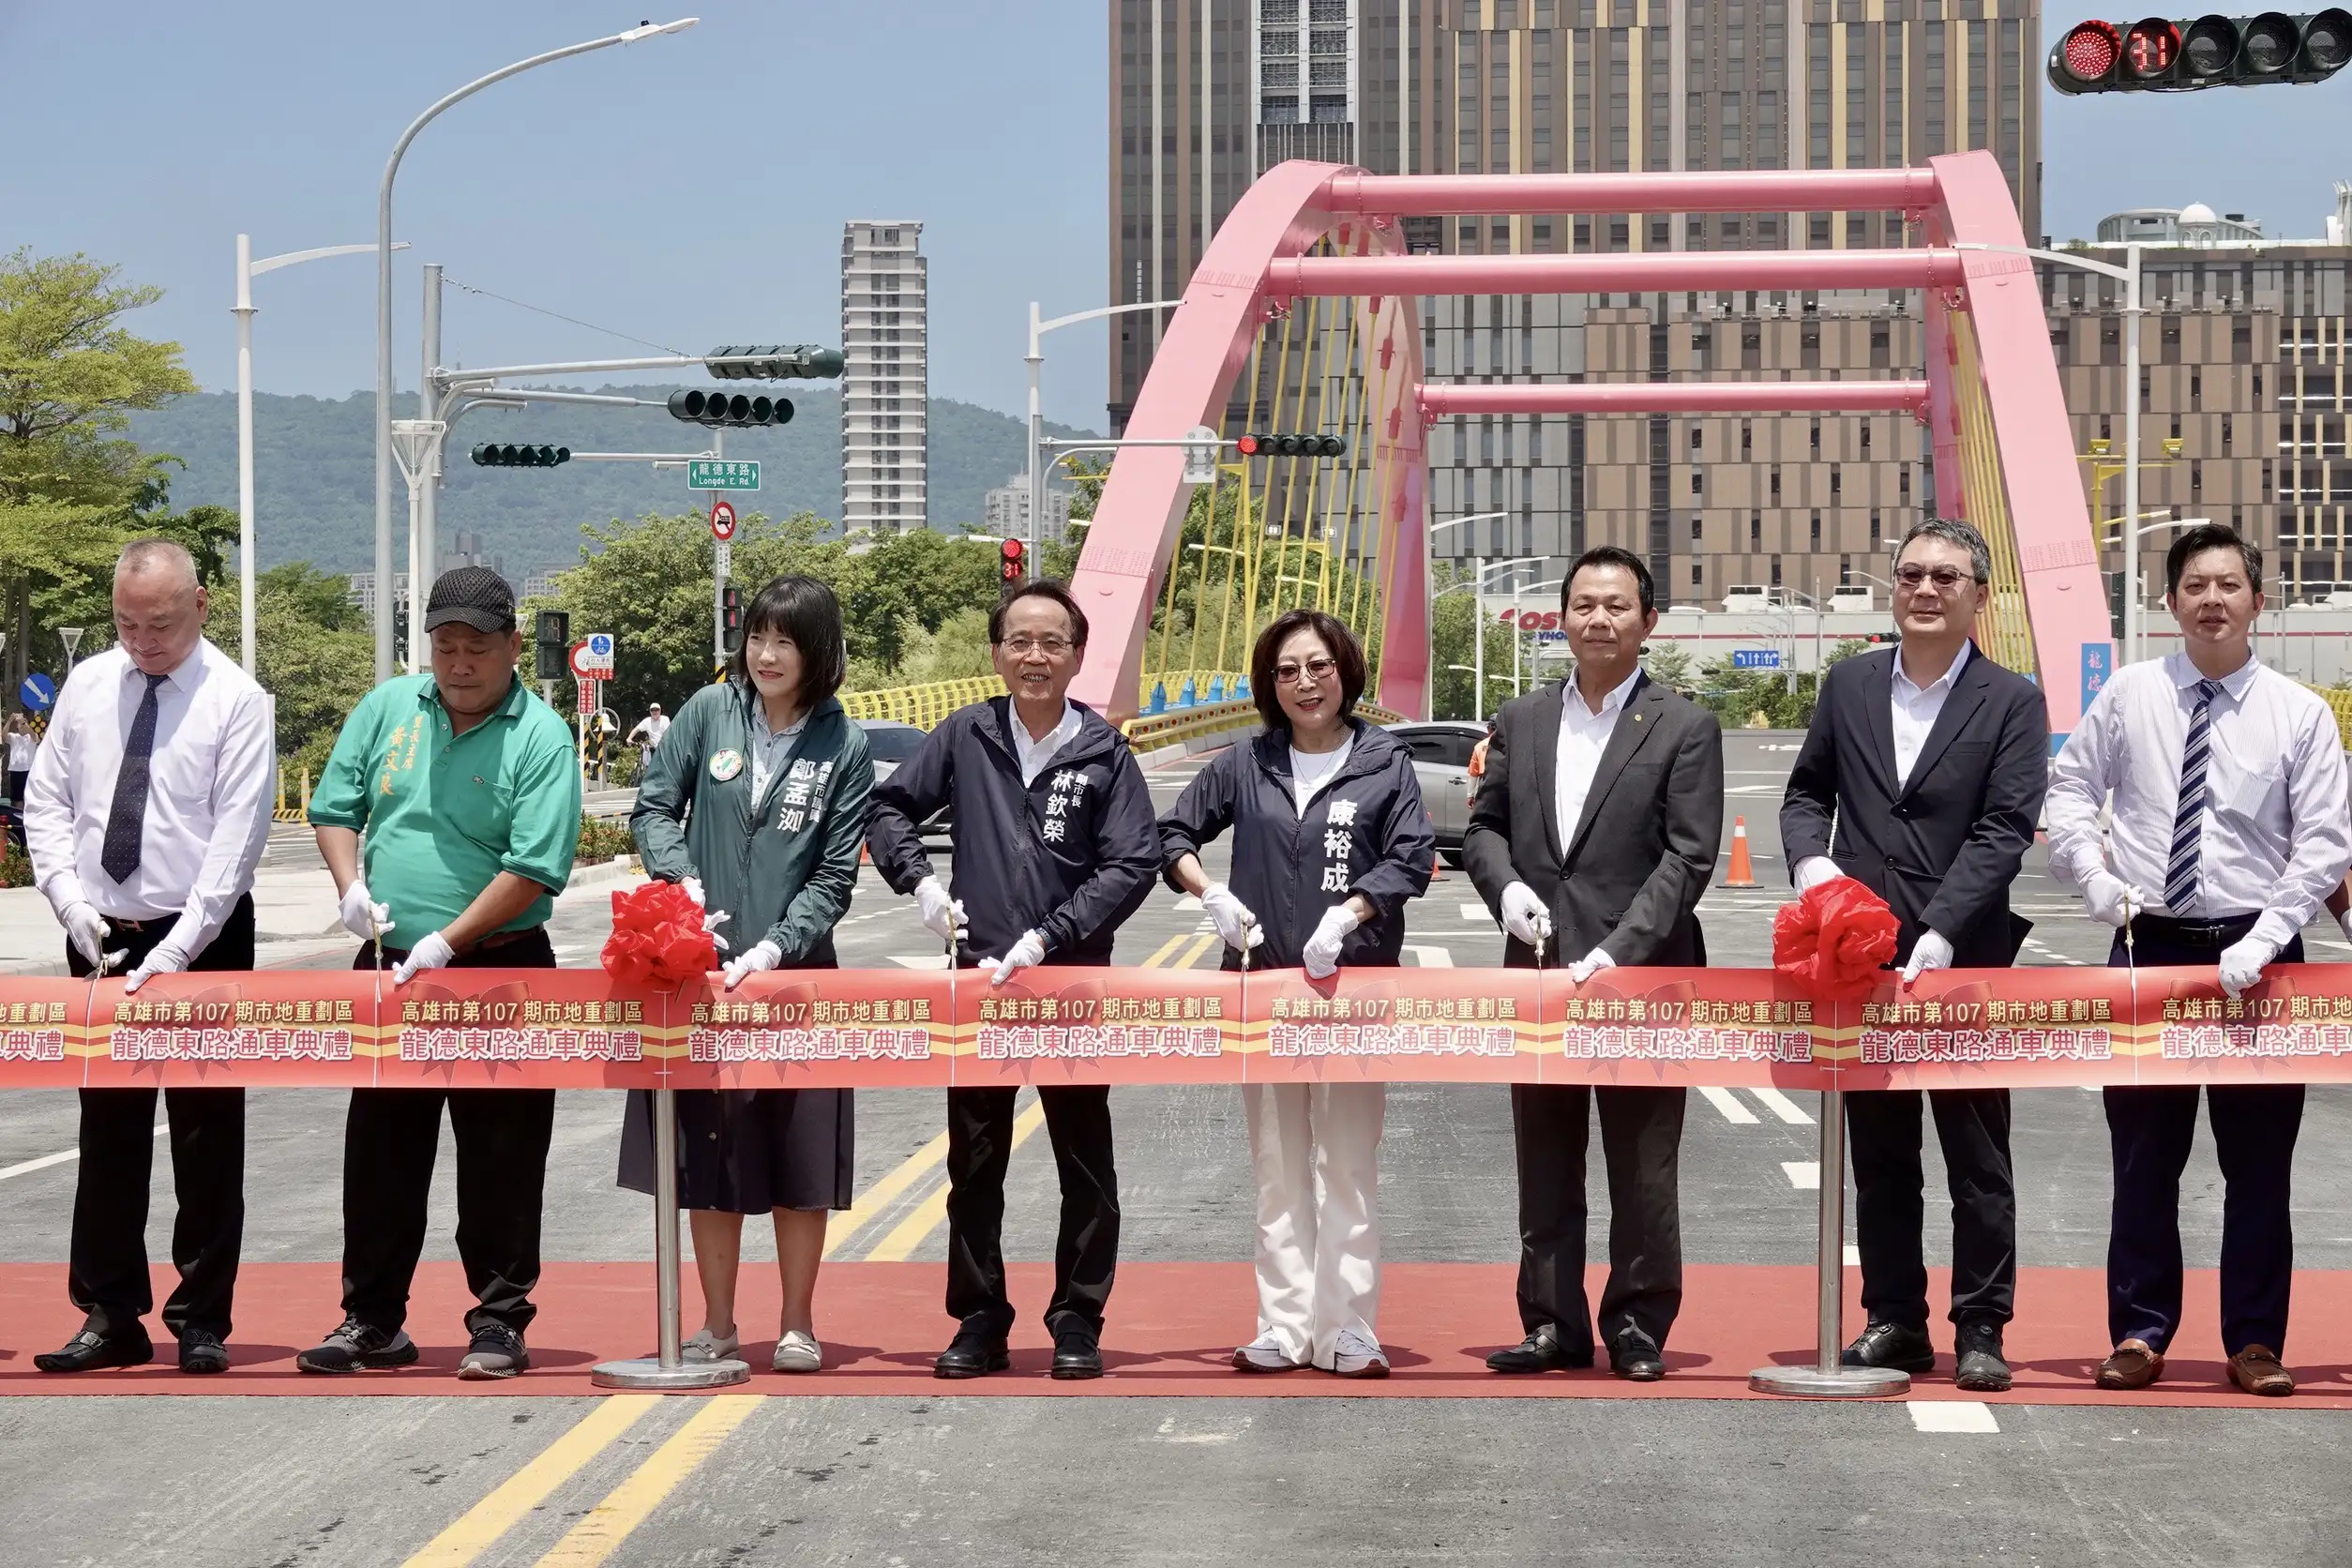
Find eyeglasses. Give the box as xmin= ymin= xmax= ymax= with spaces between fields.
xmin=1274 ymin=656 xmax=1338 ymax=686
xmin=1000 ymin=635 xmax=1074 ymax=656
xmin=1892 ymin=565 xmax=1980 ymax=592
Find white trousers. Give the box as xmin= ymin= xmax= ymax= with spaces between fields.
xmin=1243 ymin=1081 xmax=1385 ymax=1368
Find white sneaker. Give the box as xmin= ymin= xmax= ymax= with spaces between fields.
xmin=772 ymin=1329 xmax=822 ymax=1373
xmin=1330 ymin=1328 xmax=1389 ymax=1380
xmin=1231 ymin=1332 xmax=1304 ymax=1373
xmin=680 ymin=1326 xmax=741 ymax=1364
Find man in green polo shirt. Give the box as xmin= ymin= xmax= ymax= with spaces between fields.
xmin=294 ymin=566 xmax=580 ymax=1380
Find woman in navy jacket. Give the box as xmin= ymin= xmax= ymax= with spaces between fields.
xmin=1160 ymin=609 xmax=1435 ymax=1377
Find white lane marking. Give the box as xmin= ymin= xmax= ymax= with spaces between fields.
xmin=1843 ymin=1244 xmax=1862 ymax=1266
xmin=1402 ymin=945 xmax=1455 ymax=968
xmin=1173 ymin=895 xmax=1203 ymax=912
xmin=887 ymin=955 xmax=951 ymax=970
xmin=1459 ymin=902 xmax=1497 ymax=923
xmin=0 ymin=1122 xmax=166 ymax=1183
xmin=1698 ymin=1087 xmax=1759 ymax=1124
xmin=1782 ymin=1160 xmax=1822 ymax=1190
xmin=1748 ymin=1087 xmax=1816 ymax=1125
xmin=1908 ymin=1401 xmax=2000 ymax=1434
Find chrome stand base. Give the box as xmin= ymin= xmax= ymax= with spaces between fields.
xmin=1747 ymin=1363 xmax=1911 ymax=1397
xmin=591 ymin=1355 xmax=751 ymax=1391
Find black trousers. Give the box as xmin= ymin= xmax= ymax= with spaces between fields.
xmin=944 ymin=1085 xmax=1120 ymax=1337
xmin=2104 ymin=919 xmax=2305 ymax=1357
xmin=1846 ymin=1086 xmax=2015 ymax=1331
xmin=340 ymin=929 xmax=557 ymax=1337
xmin=1510 ymin=1083 xmax=1685 ymax=1352
xmin=64 ymin=896 xmax=253 ymax=1342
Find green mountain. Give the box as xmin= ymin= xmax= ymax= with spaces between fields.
xmin=127 ymin=386 xmax=1094 ymax=579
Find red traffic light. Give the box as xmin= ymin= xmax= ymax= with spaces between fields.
xmin=999 ymin=536 xmax=1026 ymax=583
xmin=1000 ymin=537 xmax=1025 ymax=561
xmin=2058 ymin=19 xmax=2123 ymax=84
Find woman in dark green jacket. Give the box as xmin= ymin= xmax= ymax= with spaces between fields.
xmin=619 ymin=575 xmax=874 ymax=1373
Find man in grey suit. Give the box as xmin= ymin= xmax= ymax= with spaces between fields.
xmin=1464 ymin=546 xmax=1726 ymax=1380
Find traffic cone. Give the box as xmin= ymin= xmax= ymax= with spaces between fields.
xmin=1724 ymin=816 xmax=1757 ymax=888
xmin=1430 ymin=851 xmax=1446 ymax=882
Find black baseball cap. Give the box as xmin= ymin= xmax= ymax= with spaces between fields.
xmin=424 ymin=566 xmax=518 ymax=633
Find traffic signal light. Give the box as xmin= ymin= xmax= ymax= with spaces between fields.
xmin=1236 ymin=432 xmax=1349 ymax=458
xmin=2050 ymin=11 xmax=2352 ymax=93
xmin=704 ymin=345 xmax=848 ymax=381
xmin=1000 ymin=537 xmax=1026 ymax=586
xmin=534 ymin=610 xmax=570 ymax=681
xmin=472 ymin=443 xmax=571 ymax=468
xmin=667 ymin=390 xmax=794 ymax=428
xmin=721 ymin=584 xmax=743 ymax=647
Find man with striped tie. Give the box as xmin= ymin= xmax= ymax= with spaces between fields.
xmin=2048 ymin=521 xmax=2352 ymax=1398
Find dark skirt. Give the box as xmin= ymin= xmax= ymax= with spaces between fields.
xmin=617 ymin=1085 xmax=854 ymax=1214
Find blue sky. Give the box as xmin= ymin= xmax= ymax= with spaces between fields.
xmin=4 ymin=1 xmax=2346 ymax=430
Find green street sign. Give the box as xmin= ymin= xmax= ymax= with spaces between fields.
xmin=686 ymin=460 xmax=761 ymax=491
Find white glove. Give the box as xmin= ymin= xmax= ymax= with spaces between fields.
xmin=915 ymin=875 xmax=967 ymax=946
xmin=681 ymin=876 xmax=705 ymax=909
xmin=338 ymin=879 xmax=394 ymax=942
xmin=1900 ymin=928 xmax=1954 ymax=986
xmin=61 ymin=901 xmax=115 ymax=972
xmin=392 ymin=929 xmax=456 ymax=986
xmin=1794 ymin=856 xmax=1847 ymax=894
xmin=1499 ymin=882 xmax=1553 ymax=954
xmin=2081 ymin=872 xmax=2144 ymax=930
xmin=2219 ymin=935 xmax=2279 ymax=999
xmin=1568 ymin=947 xmax=1616 ymax=986
xmin=123 ymin=941 xmax=189 ymax=994
xmin=1199 ymin=882 xmax=1264 ymax=953
xmin=722 ymin=939 xmax=782 ymax=990
xmin=988 ymin=929 xmax=1048 ymax=987
xmin=1302 ymin=903 xmax=1363 ymax=980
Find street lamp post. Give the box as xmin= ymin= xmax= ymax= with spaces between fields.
xmin=234 ymin=235 xmax=402 ymax=678
xmin=1027 ymin=298 xmax=1184 ymax=568
xmin=1424 ymin=511 xmax=1508 ymax=719
xmin=374 ymin=17 xmax=699 ymax=683
xmin=1435 ymin=555 xmax=1540 ymax=720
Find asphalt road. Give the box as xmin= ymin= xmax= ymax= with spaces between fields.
xmin=4 ymin=731 xmax=2350 ymax=1566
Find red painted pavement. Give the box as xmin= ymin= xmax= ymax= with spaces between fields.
xmin=2 ymin=1260 xmax=2349 ymax=1409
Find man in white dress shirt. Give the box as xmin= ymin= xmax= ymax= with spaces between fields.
xmin=22 ymin=538 xmax=275 ymax=1376
xmin=2047 ymin=521 xmax=2352 ymax=1398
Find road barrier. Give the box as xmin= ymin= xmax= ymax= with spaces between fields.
xmin=7 ymin=958 xmax=2341 ymax=1397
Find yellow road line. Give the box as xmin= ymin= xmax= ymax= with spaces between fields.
xmin=531 ymin=1395 xmax=763 ymax=1568
xmin=1138 ymin=930 xmax=1193 ymax=968
xmin=1178 ymin=932 xmax=1220 ymax=969
xmin=822 ymin=1126 xmax=952 ymax=1259
xmin=863 ymin=1096 xmax=1046 ymax=1261
xmin=400 ymin=1396 xmax=659 ymax=1568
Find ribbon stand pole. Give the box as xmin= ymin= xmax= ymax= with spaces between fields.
xmin=594 ymin=1083 xmax=750 ymax=1390
xmin=1749 ymin=1082 xmax=1908 ymax=1397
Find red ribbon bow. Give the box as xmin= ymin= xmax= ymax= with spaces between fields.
xmin=601 ymin=879 xmax=716 ymax=990
xmin=1772 ymin=878 xmax=1901 ymax=1001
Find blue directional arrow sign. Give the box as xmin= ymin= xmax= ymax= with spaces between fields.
xmin=1730 ymin=649 xmax=1782 ymax=671
xmin=19 ymin=672 xmax=55 ymax=711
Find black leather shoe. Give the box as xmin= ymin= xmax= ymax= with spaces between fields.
xmin=35 ymin=1325 xmax=154 ymax=1374
xmin=1842 ymin=1319 xmax=1937 ymax=1374
xmin=1485 ymin=1325 xmax=1594 ymax=1374
xmin=177 ymin=1329 xmax=230 ymax=1376
xmin=1049 ymin=1328 xmax=1104 ymax=1380
xmin=1607 ymin=1328 xmax=1666 ymax=1382
xmin=1952 ymin=1320 xmax=2012 ymax=1393
xmin=933 ymin=1325 xmax=1010 ymax=1380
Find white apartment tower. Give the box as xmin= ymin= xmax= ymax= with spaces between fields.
xmin=841 ymin=220 xmax=928 ymax=534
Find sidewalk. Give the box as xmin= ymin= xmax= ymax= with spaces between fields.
xmin=1 ymin=850 xmax=641 ymax=976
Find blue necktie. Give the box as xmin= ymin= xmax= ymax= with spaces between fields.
xmin=2164 ymin=678 xmax=2224 ymax=915
xmin=99 ymin=672 xmax=167 ymax=884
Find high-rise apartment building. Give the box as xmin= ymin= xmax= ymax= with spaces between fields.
xmin=841 ymin=220 xmax=928 ymax=534
xmin=1110 ymin=0 xmax=2041 ymax=606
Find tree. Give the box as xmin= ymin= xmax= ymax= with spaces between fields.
xmin=0 ymin=249 xmax=199 ymax=696
xmin=1641 ymin=641 xmax=1696 ymax=694
xmin=206 ymin=563 xmax=374 ymax=781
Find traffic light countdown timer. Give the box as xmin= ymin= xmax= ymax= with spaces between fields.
xmin=2050 ymin=11 xmax=2352 ymax=94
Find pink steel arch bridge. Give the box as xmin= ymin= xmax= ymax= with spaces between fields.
xmin=1065 ymin=149 xmax=2110 ymax=737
